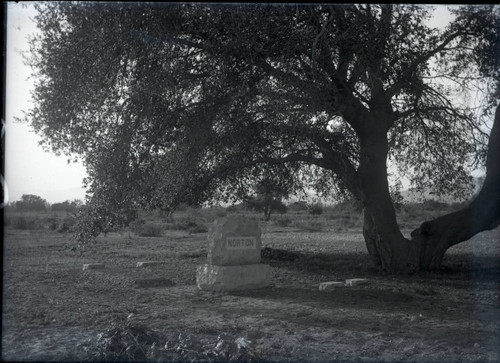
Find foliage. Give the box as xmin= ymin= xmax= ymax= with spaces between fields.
xmin=244 ymin=176 xmax=290 ymax=220
xmin=8 ymin=216 xmax=29 ymax=229
xmin=72 ymin=201 xmax=137 ymax=242
xmin=274 ymin=215 xmax=293 ymax=227
xmin=225 ymin=204 xmax=244 ymax=213
xmin=205 ymin=206 xmax=228 ymax=221
xmin=421 ymin=199 xmax=450 ymax=211
xmin=48 ymin=218 xmax=58 ymax=230
xmin=14 ymin=194 xmax=48 ymax=212
xmin=187 ymin=222 xmax=209 ymax=234
xmin=288 ymin=201 xmax=310 ymax=212
xmin=57 ymin=215 xmax=77 ymax=233
xmin=246 ymin=197 xmax=288 ymax=219
xmin=331 ymin=198 xmax=363 ymax=213
xmin=24 ymin=3 xmax=499 ymax=245
xmin=85 ymin=323 xmax=260 ymax=362
xmin=51 ymin=199 xmax=83 ymax=213
xmin=133 ymin=222 xmax=163 ymax=237
xmin=309 ymin=203 xmax=324 ymax=215
xmin=174 ymin=217 xmax=208 ymax=233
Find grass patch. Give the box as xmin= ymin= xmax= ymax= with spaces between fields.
xmin=294 ymin=219 xmax=324 ymax=232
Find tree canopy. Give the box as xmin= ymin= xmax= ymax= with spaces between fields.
xmin=25 ymin=3 xmax=499 ymax=271
xmin=14 ymin=194 xmax=48 ymax=212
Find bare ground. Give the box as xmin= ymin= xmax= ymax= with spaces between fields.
xmin=2 ymin=224 xmax=500 ymax=362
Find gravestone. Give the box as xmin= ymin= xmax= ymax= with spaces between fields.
xmin=82 ymin=263 xmax=105 ymax=270
xmin=196 ymin=215 xmax=271 ymax=291
xmin=319 ymin=281 xmax=345 ymax=291
xmin=136 ymin=261 xmax=165 ymax=268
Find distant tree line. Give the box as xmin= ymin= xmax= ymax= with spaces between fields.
xmin=7 ymin=194 xmax=83 ymax=213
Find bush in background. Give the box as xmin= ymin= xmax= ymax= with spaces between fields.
xmin=309 ymin=203 xmax=324 ymax=215
xmin=48 ymin=218 xmax=58 ymax=231
xmin=422 ymin=199 xmax=449 ymax=211
xmin=274 ymin=216 xmax=292 ymax=227
xmin=203 ymin=206 xmax=227 ymax=222
xmin=51 ymin=199 xmax=83 ymax=213
xmin=9 ymin=215 xmax=42 ymax=230
xmin=288 ymin=201 xmax=309 ymax=212
xmin=133 ymin=222 xmax=163 ymax=237
xmin=58 ymin=216 xmax=77 ymax=233
xmin=187 ymin=223 xmax=209 ymax=234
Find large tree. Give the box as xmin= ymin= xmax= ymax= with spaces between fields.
xmin=25 ymin=3 xmax=499 ymax=272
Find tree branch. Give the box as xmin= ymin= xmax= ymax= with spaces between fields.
xmin=388 ymin=26 xmax=474 ymax=97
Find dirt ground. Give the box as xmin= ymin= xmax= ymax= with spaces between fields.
xmin=2 ymin=223 xmax=500 ymax=362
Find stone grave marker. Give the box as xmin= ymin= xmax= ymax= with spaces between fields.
xmin=319 ymin=281 xmax=345 ymax=291
xmin=344 ymin=278 xmax=369 ymax=287
xmin=136 ymin=261 xmax=165 ymax=268
xmin=196 ymin=215 xmax=271 ymax=291
xmin=82 ymin=263 xmax=105 ymax=270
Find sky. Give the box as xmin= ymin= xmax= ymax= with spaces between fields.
xmin=5 ymin=2 xmax=88 ymax=204
xmin=2 ymin=3 xmax=482 ymax=205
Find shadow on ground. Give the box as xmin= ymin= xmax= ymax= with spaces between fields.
xmin=261 ymin=247 xmax=500 ymax=282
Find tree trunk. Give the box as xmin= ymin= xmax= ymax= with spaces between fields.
xmin=264 ymin=205 xmax=271 ymax=221
xmin=362 ymin=209 xmax=382 ymax=267
xmin=410 ymin=104 xmax=500 ymax=270
xmin=357 ymin=103 xmax=500 ymax=273
xmin=357 ymin=126 xmax=420 ymax=272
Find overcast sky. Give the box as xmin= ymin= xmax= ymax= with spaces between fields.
xmin=3 ymin=3 xmax=471 ymax=205
xmin=5 ymin=2 xmax=88 ymax=204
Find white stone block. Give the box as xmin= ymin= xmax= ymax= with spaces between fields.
xmin=136 ymin=261 xmax=164 ymax=267
xmin=196 ymin=264 xmax=271 ymax=291
xmin=345 ymin=278 xmax=369 ymax=286
xmin=319 ymin=281 xmax=345 ymax=291
xmin=82 ymin=263 xmax=105 ymax=270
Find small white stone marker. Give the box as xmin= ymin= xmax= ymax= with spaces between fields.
xmin=344 ymin=278 xmax=369 ymax=286
xmin=136 ymin=261 xmax=164 ymax=267
xmin=319 ymin=281 xmax=345 ymax=291
xmin=82 ymin=263 xmax=105 ymax=270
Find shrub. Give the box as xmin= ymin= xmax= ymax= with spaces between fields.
xmin=204 ymin=207 xmax=227 ymax=222
xmin=174 ymin=217 xmax=199 ymax=230
xmin=326 ymin=213 xmax=340 ymax=220
xmin=133 ymin=222 xmax=163 ymax=237
xmin=226 ymin=203 xmax=247 ymax=212
xmin=163 ymin=217 xmax=207 ymax=233
xmin=12 ymin=215 xmax=28 ymax=230
xmin=422 ymin=199 xmax=449 ymax=211
xmin=288 ymin=201 xmax=309 ymax=212
xmin=332 ymin=199 xmax=363 ymax=213
xmin=10 ymin=216 xmax=41 ymax=230
xmin=309 ymin=203 xmax=324 ymax=215
xmin=274 ymin=216 xmax=292 ymax=227
xmin=58 ymin=216 xmax=77 ymax=233
xmin=188 ymin=223 xmax=209 ymax=234
xmin=212 ymin=207 xmax=227 ymax=218
xmin=48 ymin=218 xmax=58 ymax=230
